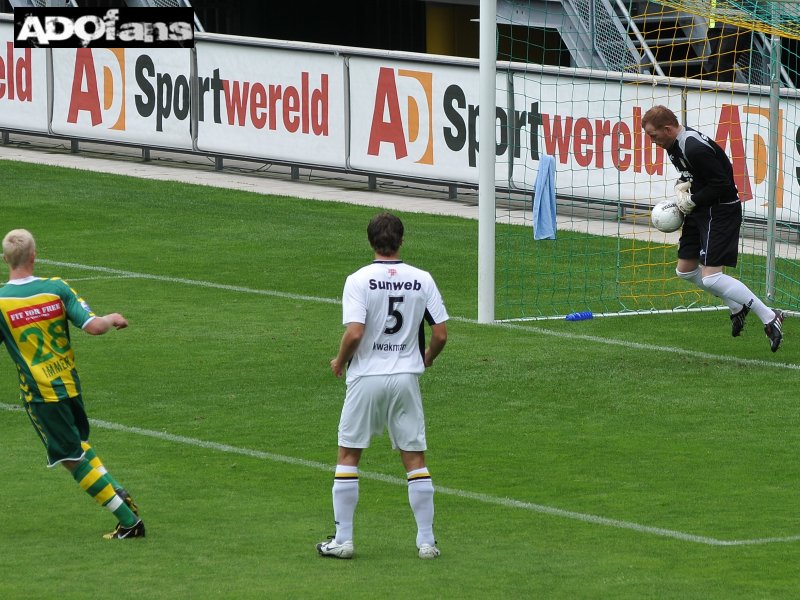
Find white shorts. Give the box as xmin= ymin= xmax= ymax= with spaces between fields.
xmin=337 ymin=373 xmax=427 ymax=451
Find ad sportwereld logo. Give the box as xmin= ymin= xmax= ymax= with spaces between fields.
xmin=13 ymin=7 xmax=194 ymax=49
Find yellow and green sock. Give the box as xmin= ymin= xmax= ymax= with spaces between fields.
xmin=71 ymin=458 xmax=138 ymax=528
xmin=80 ymin=442 xmax=122 ymax=489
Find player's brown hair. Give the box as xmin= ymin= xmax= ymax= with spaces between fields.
xmin=368 ymin=212 xmax=404 ymax=257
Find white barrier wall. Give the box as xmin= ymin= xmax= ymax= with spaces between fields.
xmin=50 ymin=48 xmax=194 ymax=149
xmin=2 ymin=15 xmax=800 ymax=223
xmin=509 ymin=73 xmax=683 ymax=204
xmin=348 ymin=56 xmax=510 ymax=186
xmin=195 ymin=40 xmax=346 ymax=168
xmin=0 ymin=21 xmax=48 ymax=133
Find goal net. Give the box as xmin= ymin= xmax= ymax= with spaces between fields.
xmin=492 ymin=0 xmax=800 ymax=321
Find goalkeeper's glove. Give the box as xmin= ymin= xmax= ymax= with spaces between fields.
xmin=674 ymin=181 xmax=695 ymax=214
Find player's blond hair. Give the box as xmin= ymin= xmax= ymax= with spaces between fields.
xmin=2 ymin=229 xmax=36 ymax=269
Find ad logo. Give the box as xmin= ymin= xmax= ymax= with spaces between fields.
xmin=13 ymin=7 xmax=193 ymax=48
xmin=68 ymin=48 xmax=126 ymax=129
xmin=66 ymin=48 xmax=192 ymax=133
xmin=368 ymin=67 xmax=434 ymax=165
xmin=715 ymin=103 xmax=784 ymax=206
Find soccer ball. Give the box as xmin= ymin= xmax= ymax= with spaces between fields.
xmin=650 ymin=200 xmax=684 ymax=233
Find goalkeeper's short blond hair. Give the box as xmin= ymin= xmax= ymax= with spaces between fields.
xmin=2 ymin=229 xmax=36 ymax=269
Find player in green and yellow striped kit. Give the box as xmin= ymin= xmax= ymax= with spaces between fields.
xmin=0 ymin=229 xmax=145 ymax=540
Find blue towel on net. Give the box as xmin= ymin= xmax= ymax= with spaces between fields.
xmin=532 ymin=155 xmax=557 ymax=240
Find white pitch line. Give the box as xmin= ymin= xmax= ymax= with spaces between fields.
xmin=40 ymin=258 xmax=800 ymax=372
xmin=57 ymin=276 xmax=144 ymax=282
xmin=1 ymin=402 xmax=796 ymax=546
xmin=39 ymin=259 xmax=341 ymax=306
xmin=483 ymin=319 xmax=800 ymax=371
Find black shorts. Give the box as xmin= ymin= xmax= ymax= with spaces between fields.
xmin=678 ymin=201 xmax=742 ymax=267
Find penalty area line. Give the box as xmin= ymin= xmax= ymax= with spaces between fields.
xmin=1 ymin=402 xmax=797 ymax=547
xmin=39 ymin=258 xmax=800 ymax=372
xmin=38 ymin=259 xmax=341 ymax=306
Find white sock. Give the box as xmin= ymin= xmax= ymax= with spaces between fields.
xmin=407 ymin=467 xmax=435 ymax=548
xmin=676 ymin=267 xmax=742 ymax=310
xmin=332 ymin=465 xmax=358 ymax=544
xmin=702 ymin=272 xmax=775 ymax=323
xmin=676 ymin=267 xmax=704 ymax=288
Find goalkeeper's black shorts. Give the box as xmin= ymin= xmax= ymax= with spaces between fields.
xmin=678 ymin=200 xmax=742 ymax=268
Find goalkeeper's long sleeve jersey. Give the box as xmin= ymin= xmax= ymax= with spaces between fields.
xmin=666 ymin=126 xmax=740 ymax=208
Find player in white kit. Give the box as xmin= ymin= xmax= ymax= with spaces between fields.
xmin=316 ymin=212 xmax=449 ymax=560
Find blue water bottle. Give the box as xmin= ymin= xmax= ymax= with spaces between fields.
xmin=565 ymin=311 xmax=593 ymax=321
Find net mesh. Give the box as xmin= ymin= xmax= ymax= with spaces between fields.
xmin=494 ymin=0 xmax=800 ymax=320
xmin=657 ymin=1 xmax=800 ymax=41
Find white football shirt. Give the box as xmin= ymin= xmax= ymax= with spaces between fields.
xmin=341 ymin=260 xmax=448 ymax=383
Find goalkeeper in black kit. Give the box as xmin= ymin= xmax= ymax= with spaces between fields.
xmin=642 ymin=105 xmax=784 ymax=352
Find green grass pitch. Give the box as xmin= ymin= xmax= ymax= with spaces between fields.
xmin=1 ymin=159 xmax=799 ymax=599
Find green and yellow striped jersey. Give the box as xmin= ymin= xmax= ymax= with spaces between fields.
xmin=0 ymin=276 xmax=96 ymax=403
